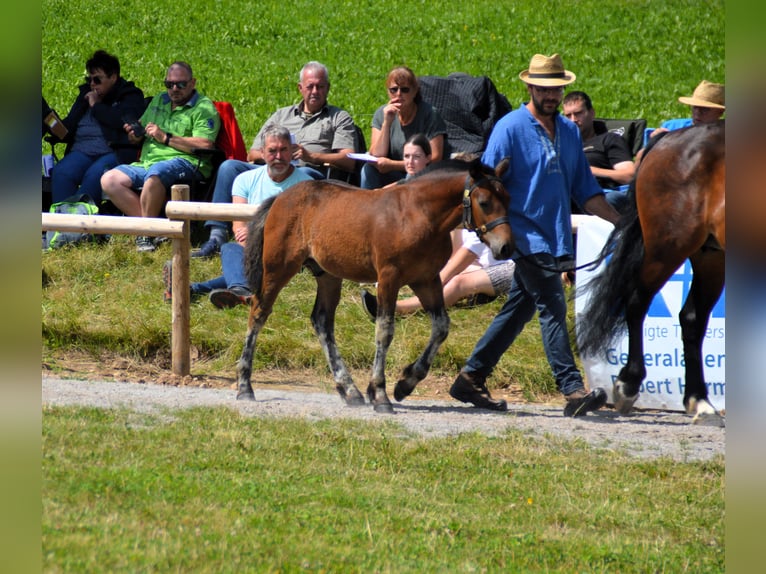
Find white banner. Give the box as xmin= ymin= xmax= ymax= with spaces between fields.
xmin=574 ymin=216 xmax=725 ymax=412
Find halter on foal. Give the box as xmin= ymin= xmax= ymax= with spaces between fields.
xmin=236 ymin=159 xmax=513 ymax=413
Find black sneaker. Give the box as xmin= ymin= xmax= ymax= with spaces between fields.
xmin=563 ymin=387 xmax=608 ymax=417
xmin=209 ymin=286 xmax=252 ymax=309
xmin=360 ymin=289 xmax=377 ymax=321
xmin=136 ymin=235 xmax=156 ymax=252
xmin=449 ymin=371 xmax=508 ymax=411
xmin=192 ymin=239 xmax=221 ymax=258
xmin=162 ymin=260 xmax=172 ymax=303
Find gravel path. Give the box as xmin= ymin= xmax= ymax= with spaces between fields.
xmin=42 ymin=376 xmax=724 ymax=462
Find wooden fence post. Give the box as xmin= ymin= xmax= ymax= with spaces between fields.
xmin=170 ymin=184 xmax=191 ymax=376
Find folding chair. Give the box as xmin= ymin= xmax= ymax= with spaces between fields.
xmin=594 ymin=117 xmax=648 ymax=157
xmin=187 ymin=100 xmax=247 ymax=202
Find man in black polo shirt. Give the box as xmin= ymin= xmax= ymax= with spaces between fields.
xmin=562 ymin=90 xmax=635 ymax=213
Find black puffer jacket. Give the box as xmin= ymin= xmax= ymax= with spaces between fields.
xmin=59 ymin=77 xmax=146 ymax=164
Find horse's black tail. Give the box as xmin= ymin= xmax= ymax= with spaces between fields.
xmin=244 ymin=195 xmax=279 ymax=299
xmin=576 ymin=177 xmax=645 ymax=358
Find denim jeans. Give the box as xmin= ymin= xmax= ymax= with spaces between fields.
xmin=359 ymin=162 xmax=405 ymax=189
xmin=191 ymin=242 xmax=249 ymax=294
xmin=203 ymin=159 xmax=257 ymax=231
xmin=115 ymin=157 xmax=200 ymax=190
xmin=51 ymin=150 xmax=118 ymax=204
xmin=463 ymin=253 xmax=584 ymax=396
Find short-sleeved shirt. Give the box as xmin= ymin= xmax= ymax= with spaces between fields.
xmin=371 ymin=100 xmax=447 ymax=160
xmin=253 ymin=103 xmax=356 ymax=168
xmin=137 ymin=91 xmax=221 ymax=177
xmin=582 ymin=121 xmax=633 ymax=190
xmin=232 ymin=165 xmax=313 ymax=205
xmin=660 ymin=118 xmax=693 ymax=131
xmin=461 ymin=229 xmax=501 ymax=268
xmin=481 ymin=105 xmax=603 ymax=259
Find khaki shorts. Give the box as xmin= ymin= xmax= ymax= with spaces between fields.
xmin=486 ymin=260 xmax=516 ymax=296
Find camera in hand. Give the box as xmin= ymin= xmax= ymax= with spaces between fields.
xmin=129 ymin=121 xmax=145 ymax=138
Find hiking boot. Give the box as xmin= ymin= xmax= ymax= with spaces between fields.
xmin=564 ymin=387 xmax=608 ymax=417
xmin=136 ymin=235 xmax=156 ymax=252
xmin=191 ymin=238 xmax=220 ymax=258
xmin=209 ymin=286 xmax=253 ymax=309
xmin=162 ymin=260 xmax=172 ymax=303
xmin=360 ymin=289 xmax=377 ymax=321
xmin=449 ymin=371 xmax=508 ymax=411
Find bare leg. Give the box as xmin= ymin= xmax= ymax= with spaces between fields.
xmin=396 ymin=268 xmax=493 ymax=314
xmin=139 ymin=176 xmax=168 ymax=218
xmin=101 ymin=169 xmax=141 ymax=216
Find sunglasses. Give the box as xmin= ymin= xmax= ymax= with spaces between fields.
xmin=388 ymin=86 xmax=411 ymax=95
xmin=84 ymin=75 xmax=104 ymax=85
xmin=164 ymin=80 xmax=190 ymax=90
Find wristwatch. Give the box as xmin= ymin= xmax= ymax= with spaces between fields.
xmin=164 ymin=132 xmax=173 ymax=145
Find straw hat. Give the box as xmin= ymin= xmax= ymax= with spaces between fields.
xmin=678 ymin=80 xmax=725 ymax=109
xmin=518 ymin=53 xmax=576 ymax=87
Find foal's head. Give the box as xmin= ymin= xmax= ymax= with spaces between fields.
xmin=463 ymin=158 xmax=514 ymax=260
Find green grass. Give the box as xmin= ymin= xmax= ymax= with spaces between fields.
xmin=43 ymin=407 xmax=724 ymax=572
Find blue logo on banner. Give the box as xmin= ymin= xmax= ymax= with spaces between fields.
xmin=647 ymin=260 xmax=725 ymax=317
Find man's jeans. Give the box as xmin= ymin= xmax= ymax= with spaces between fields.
xmin=191 ymin=242 xmax=249 ymax=294
xmin=463 ymin=253 xmax=584 ymax=396
xmin=51 ymin=150 xmax=118 ymax=204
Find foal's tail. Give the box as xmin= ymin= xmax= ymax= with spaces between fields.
xmin=244 ymin=195 xmax=279 ymax=299
xmin=576 ymin=178 xmax=645 ymax=357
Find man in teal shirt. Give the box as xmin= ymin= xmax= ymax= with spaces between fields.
xmin=101 ymin=61 xmax=220 ymax=251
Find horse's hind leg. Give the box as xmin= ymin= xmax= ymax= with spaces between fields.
xmin=613 ymin=286 xmax=657 ymax=414
xmin=682 ymin=250 xmax=725 ymax=426
xmin=394 ymin=282 xmax=450 ymax=401
xmin=311 ymin=274 xmax=365 ymax=407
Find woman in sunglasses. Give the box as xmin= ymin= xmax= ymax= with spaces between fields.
xmin=47 ymin=50 xmax=145 ymax=205
xmin=360 ymin=66 xmax=446 ymax=188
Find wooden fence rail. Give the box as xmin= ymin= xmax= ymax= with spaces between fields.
xmin=42 ymin=185 xmax=262 ymax=377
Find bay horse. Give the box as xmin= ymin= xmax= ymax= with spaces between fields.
xmin=236 ymin=159 xmax=513 ymax=413
xmin=577 ymin=121 xmax=725 ymax=424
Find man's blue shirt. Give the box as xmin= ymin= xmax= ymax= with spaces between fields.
xmin=481 ymin=105 xmax=602 ymax=259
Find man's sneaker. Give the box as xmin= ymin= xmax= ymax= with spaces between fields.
xmin=136 ymin=236 xmax=156 ymax=252
xmin=191 ymin=239 xmax=220 ymax=259
xmin=360 ymin=289 xmax=377 ymax=321
xmin=449 ymin=371 xmax=508 ymax=411
xmin=564 ymin=387 xmax=608 ymax=417
xmin=162 ymin=260 xmax=172 ymax=303
xmin=209 ymin=286 xmax=253 ymax=309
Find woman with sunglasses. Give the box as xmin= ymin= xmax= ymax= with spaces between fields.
xmin=47 ymin=50 xmax=145 ymax=205
xmin=360 ymin=66 xmax=446 ymax=189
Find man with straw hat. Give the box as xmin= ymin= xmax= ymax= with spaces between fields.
xmin=650 ymin=80 xmax=725 ymax=136
xmin=449 ymin=53 xmax=621 ymax=417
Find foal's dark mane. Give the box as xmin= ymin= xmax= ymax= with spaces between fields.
xmin=407 ymin=158 xmax=493 ymax=181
